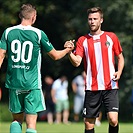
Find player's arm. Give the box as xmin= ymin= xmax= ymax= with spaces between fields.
xmin=51 ymin=88 xmax=56 ymax=103
xmin=72 ymin=82 xmax=77 ymax=93
xmin=0 ymin=49 xmax=6 ymax=68
xmin=64 ymin=39 xmax=83 ymax=67
xmin=47 ymin=48 xmax=72 ymax=60
xmin=47 ymin=41 xmax=74 ymax=60
xmin=68 ymin=52 xmax=82 ymax=67
xmin=113 ymin=53 xmax=124 ymax=81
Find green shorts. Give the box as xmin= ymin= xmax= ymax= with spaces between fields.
xmin=56 ymin=99 xmax=69 ymax=113
xmin=9 ymin=89 xmax=46 ymax=114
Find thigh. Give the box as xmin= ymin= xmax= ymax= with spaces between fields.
xmin=9 ymin=89 xmax=24 ymax=113
xmin=103 ymin=89 xmax=119 ymax=113
xmin=83 ymin=90 xmax=102 ymax=118
xmin=25 ymin=89 xmax=46 ymax=114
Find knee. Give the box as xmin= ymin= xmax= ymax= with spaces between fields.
xmin=84 ymin=118 xmax=95 ymax=130
xmin=108 ymin=117 xmax=118 ymax=127
xmin=107 ymin=112 xmax=118 ymax=127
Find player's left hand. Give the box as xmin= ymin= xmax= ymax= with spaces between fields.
xmin=64 ymin=40 xmax=75 ymax=49
xmin=112 ymin=71 xmax=121 ymax=81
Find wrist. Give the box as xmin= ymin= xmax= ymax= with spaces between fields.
xmin=65 ymin=47 xmax=72 ymax=54
xmin=68 ymin=51 xmax=72 ymax=55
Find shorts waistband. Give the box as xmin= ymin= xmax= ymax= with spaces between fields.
xmin=16 ymin=90 xmax=31 ymax=95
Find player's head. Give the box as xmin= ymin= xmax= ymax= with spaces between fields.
xmin=19 ymin=3 xmax=37 ymax=24
xmin=87 ymin=7 xmax=103 ymax=33
xmin=87 ymin=7 xmax=103 ymax=19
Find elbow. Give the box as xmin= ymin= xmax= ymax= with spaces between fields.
xmin=75 ymin=64 xmax=80 ymax=67
xmin=70 ymin=59 xmax=81 ymax=67
xmin=52 ymin=56 xmax=60 ymax=61
xmin=72 ymin=62 xmax=80 ymax=67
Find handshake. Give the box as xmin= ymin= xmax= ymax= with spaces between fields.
xmin=64 ymin=40 xmax=75 ymax=53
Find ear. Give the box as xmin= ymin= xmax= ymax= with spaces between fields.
xmin=101 ymin=18 xmax=103 ymax=24
xmin=31 ymin=14 xmax=36 ymax=24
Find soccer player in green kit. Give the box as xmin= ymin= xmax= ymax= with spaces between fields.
xmin=0 ymin=3 xmax=74 ymax=133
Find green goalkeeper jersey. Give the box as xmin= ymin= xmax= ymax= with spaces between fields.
xmin=0 ymin=25 xmax=54 ymax=90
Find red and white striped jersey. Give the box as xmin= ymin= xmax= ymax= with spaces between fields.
xmin=75 ymin=31 xmax=122 ymax=91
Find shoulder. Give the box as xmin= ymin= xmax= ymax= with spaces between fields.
xmin=4 ymin=25 xmax=18 ymax=33
xmin=3 ymin=25 xmax=20 ymax=39
xmin=77 ymin=34 xmax=91 ymax=42
xmin=6 ymin=25 xmax=19 ymax=31
xmin=104 ymin=31 xmax=118 ymax=38
xmin=29 ymin=27 xmax=49 ymax=42
xmin=76 ymin=34 xmax=91 ymax=47
xmin=31 ymin=26 xmax=45 ymax=34
xmin=28 ymin=26 xmax=42 ymax=35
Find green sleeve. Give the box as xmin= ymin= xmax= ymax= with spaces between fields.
xmin=40 ymin=31 xmax=54 ymax=52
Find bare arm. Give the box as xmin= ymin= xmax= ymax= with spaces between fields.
xmin=72 ymin=82 xmax=77 ymax=93
xmin=68 ymin=52 xmax=82 ymax=67
xmin=0 ymin=49 xmax=6 ymax=68
xmin=51 ymin=89 xmax=56 ymax=103
xmin=64 ymin=39 xmax=82 ymax=67
xmin=113 ymin=53 xmax=124 ymax=81
xmin=47 ymin=41 xmax=74 ymax=60
xmin=47 ymin=48 xmax=71 ymax=60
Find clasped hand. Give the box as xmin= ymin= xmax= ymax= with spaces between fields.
xmin=64 ymin=40 xmax=75 ymax=51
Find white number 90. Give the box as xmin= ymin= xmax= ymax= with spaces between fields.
xmin=11 ymin=40 xmax=33 ymax=63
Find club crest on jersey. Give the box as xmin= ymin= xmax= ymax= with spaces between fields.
xmin=105 ymin=41 xmax=110 ymax=47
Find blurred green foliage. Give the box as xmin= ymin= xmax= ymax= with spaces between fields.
xmin=0 ymin=0 xmax=132 ymax=121
xmin=0 ymin=103 xmax=12 ymax=121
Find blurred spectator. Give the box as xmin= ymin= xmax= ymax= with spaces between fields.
xmin=51 ymin=76 xmax=70 ymax=124
xmin=72 ymin=71 xmax=86 ymax=122
xmin=43 ymin=75 xmax=55 ymax=124
xmin=95 ymin=112 xmax=102 ymax=126
xmin=72 ymin=71 xmax=102 ymax=125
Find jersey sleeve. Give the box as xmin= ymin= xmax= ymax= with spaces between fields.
xmin=112 ymin=33 xmax=123 ymax=56
xmin=40 ymin=31 xmax=54 ymax=52
xmin=0 ymin=30 xmax=7 ymax=50
xmin=75 ymin=36 xmax=85 ymax=57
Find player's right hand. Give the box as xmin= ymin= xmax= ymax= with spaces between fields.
xmin=64 ymin=40 xmax=75 ymax=49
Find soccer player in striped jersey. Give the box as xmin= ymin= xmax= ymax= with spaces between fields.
xmin=0 ymin=3 xmax=74 ymax=133
xmin=65 ymin=7 xmax=124 ymax=133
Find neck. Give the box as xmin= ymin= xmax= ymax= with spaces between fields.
xmin=21 ymin=20 xmax=32 ymax=26
xmin=90 ymin=29 xmax=102 ymax=36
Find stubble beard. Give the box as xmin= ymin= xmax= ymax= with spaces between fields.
xmin=89 ymin=25 xmax=100 ymax=33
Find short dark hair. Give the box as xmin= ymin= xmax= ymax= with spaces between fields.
xmin=19 ymin=3 xmax=36 ymax=20
xmin=87 ymin=7 xmax=103 ymax=18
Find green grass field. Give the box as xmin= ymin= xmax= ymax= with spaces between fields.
xmin=0 ymin=121 xmax=133 ymax=133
